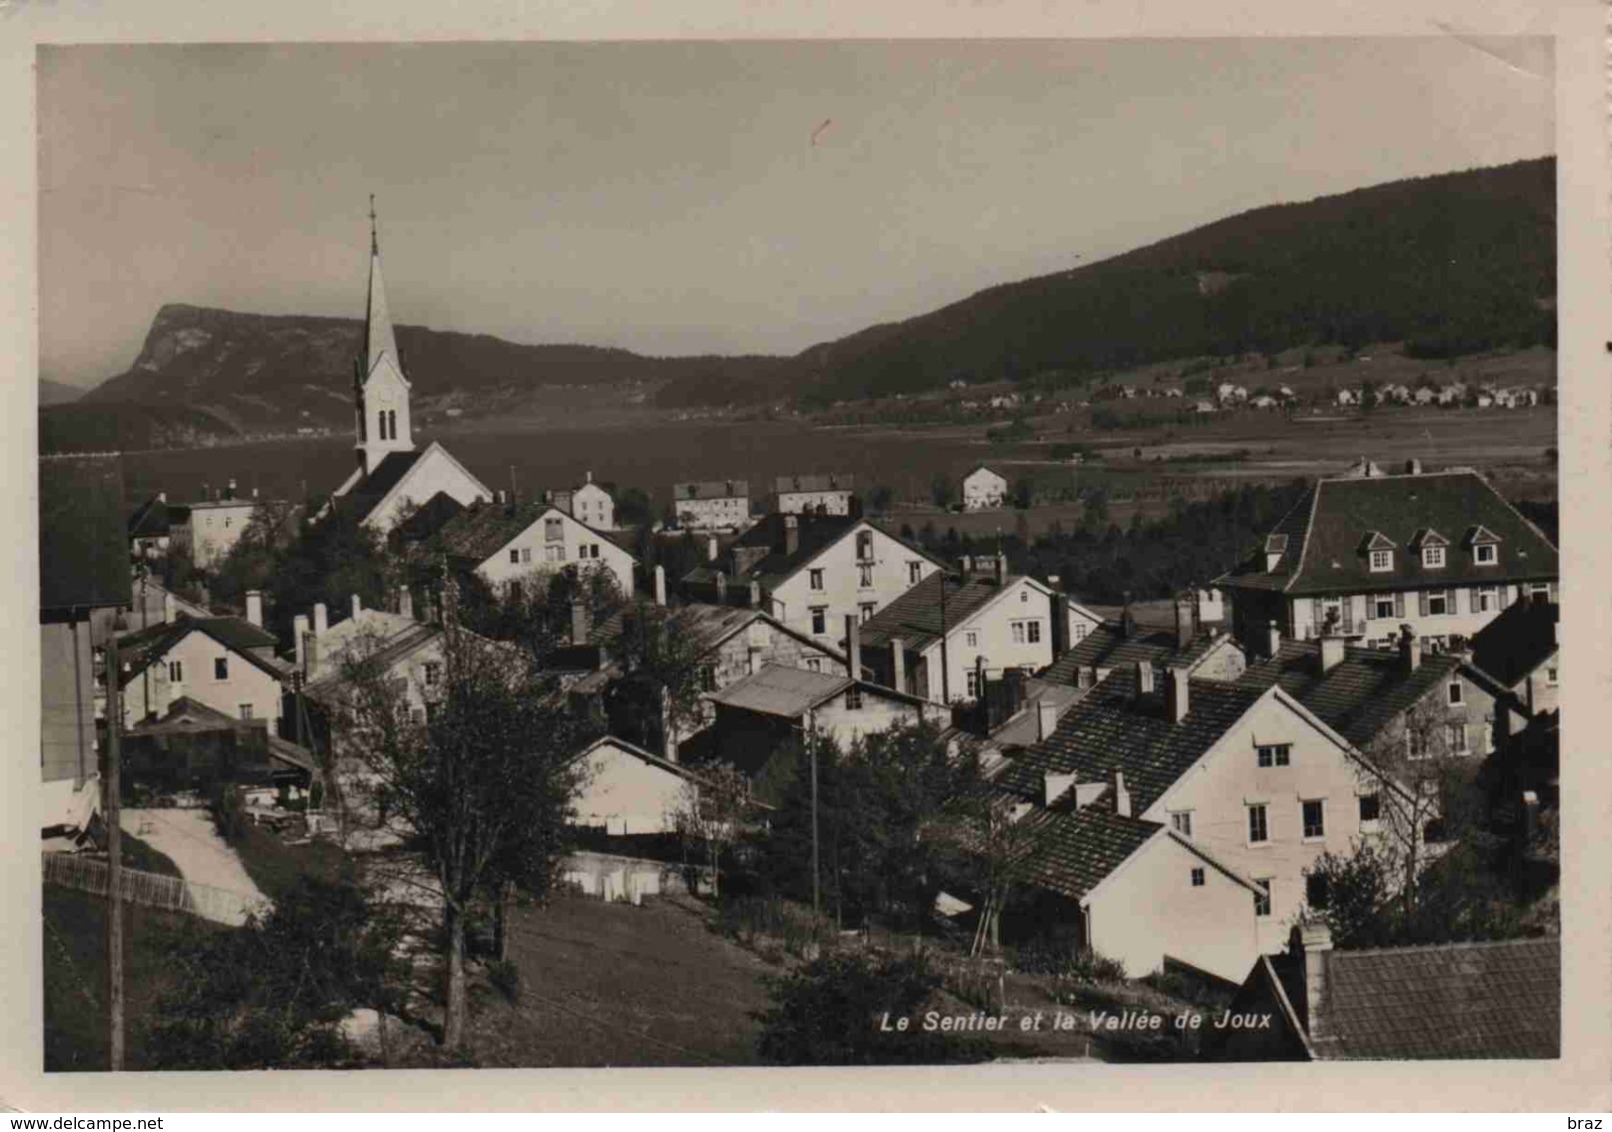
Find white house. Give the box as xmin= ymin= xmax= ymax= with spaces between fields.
xmin=771 ymin=473 xmax=856 ymax=516
xmin=435 ymin=498 xmax=637 ymax=599
xmin=571 ymin=735 xmax=700 ymax=836
xmin=567 ymin=472 xmax=616 ymax=530
xmin=961 ymin=465 xmax=1009 ymax=511
xmin=116 ymin=614 xmax=287 ymax=730
xmin=169 ymin=484 xmax=266 ymax=570
xmin=671 ymin=480 xmax=750 ymax=531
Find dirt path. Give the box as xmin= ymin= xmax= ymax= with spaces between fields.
xmin=121 ymin=808 xmax=269 ymax=925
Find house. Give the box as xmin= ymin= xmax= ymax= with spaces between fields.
xmin=429 ymin=495 xmax=637 ymax=600
xmin=1413 ymin=385 xmax=1438 ymax=405
xmin=123 ymin=695 xmax=318 ymax=798
xmin=1215 ymin=461 xmax=1558 ymax=652
xmin=118 ymin=577 xmax=213 ymax=638
xmin=127 ymin=492 xmax=174 ymax=559
xmin=1468 ymin=598 xmax=1559 ymax=717
xmin=1040 ymin=596 xmax=1247 ymax=693
xmin=564 ymin=471 xmax=616 ymax=530
xmin=1210 ymin=922 xmax=1559 ymax=1060
xmin=961 ymin=465 xmax=1009 ymax=511
xmin=671 ymin=480 xmax=750 ymax=531
xmin=770 ymin=473 xmax=857 ymax=516
xmin=571 ymin=734 xmax=702 ymax=837
xmin=1335 ymin=388 xmax=1357 ymax=406
xmin=1437 ymin=382 xmax=1467 ymax=406
xmin=856 ymin=559 xmax=1060 ymax=702
xmin=115 ymin=612 xmax=287 ymax=731
xmin=994 ymin=664 xmax=1392 ymax=954
xmin=1215 ymin=382 xmax=1239 ymax=403
xmin=169 ymin=481 xmax=267 ymax=570
xmin=1250 ymin=394 xmax=1279 ymax=410
xmin=704 ymin=661 xmax=946 ymax=797
xmin=40 ymin=455 xmax=132 ymax=825
xmin=681 ymin=513 xmax=945 ymax=642
xmin=1194 ymin=400 xmax=1218 ymax=414
xmin=327 ymin=207 xmax=493 ymax=532
xmin=1062 ymin=596 xmax=1106 ymax=647
xmin=1005 ymin=797 xmax=1264 ymax=983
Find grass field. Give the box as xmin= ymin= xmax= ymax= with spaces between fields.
xmin=230 ymin=823 xmax=353 ymax=900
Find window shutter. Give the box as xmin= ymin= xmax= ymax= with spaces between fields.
xmin=1549 ymin=582 xmax=1559 ymax=604
xmin=1417 ymin=591 xmax=1428 ymax=617
xmin=1341 ymin=596 xmax=1354 ymax=633
xmin=1311 ymin=597 xmax=1323 ymax=633
xmin=1393 ymin=592 xmax=1405 ymax=618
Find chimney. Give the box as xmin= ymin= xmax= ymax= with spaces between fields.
xmin=1290 ymin=919 xmax=1334 ymax=1034
xmin=993 ymin=554 xmax=1007 ymax=586
xmin=1398 ymin=624 xmax=1421 ymax=671
xmin=495 ymin=489 xmax=504 ymax=506
xmin=585 ymin=470 xmax=593 ymax=485
xmin=1074 ymin=780 xmax=1107 ymax=809
xmin=351 ymin=593 xmax=363 ymax=619
xmin=749 ymin=580 xmax=761 ymax=608
xmin=1136 ymin=660 xmax=1154 ymax=696
xmin=571 ymin=600 xmax=590 ymax=646
xmin=1319 ymin=633 xmax=1346 ymax=673
xmin=844 ymin=614 xmax=862 ymax=679
xmin=653 ymin=564 xmax=667 ymax=607
xmin=245 ymin=590 xmax=263 ymax=629
xmin=1174 ymin=595 xmax=1193 ymax=650
xmin=1406 ymin=458 xmax=1422 ymax=475
xmin=1114 ymin=771 xmax=1132 ymax=818
xmin=251 ymin=486 xmax=259 ymax=500
xmin=157 ymin=490 xmax=167 ymax=504
xmin=1121 ymin=591 xmax=1136 ymax=639
xmin=293 ymin=614 xmax=310 ymax=671
xmin=1166 ymin=666 xmax=1189 ymax=724
xmin=304 ymin=628 xmax=319 ymax=677
xmin=1267 ymin=619 xmax=1282 ymax=660
xmin=892 ymin=639 xmax=906 ymax=695
xmin=1521 ymin=790 xmax=1540 ymax=841
xmin=958 ymin=555 xmax=973 ymax=577
xmin=314 ymin=602 xmax=328 ymax=637
xmin=707 ymin=536 xmax=719 ymax=563
xmin=714 ymin=571 xmax=727 ymax=604
xmin=162 ymin=592 xmax=177 ymax=625
xmin=1037 ymin=697 xmax=1059 ymax=741
xmin=225 ymin=478 xmax=238 ymax=500
xmin=783 ymin=515 xmax=799 ymax=557
xmin=399 ymin=586 xmax=414 ymax=621
xmin=1044 ymin=771 xmax=1076 ymax=807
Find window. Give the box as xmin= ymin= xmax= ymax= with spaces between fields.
xmin=239 ymin=704 xmax=253 ymax=721
xmin=1427 ymin=590 xmax=1449 ymax=616
xmin=1302 ymin=799 xmax=1325 ymax=839
xmin=509 ymin=549 xmax=521 ymax=564
xmin=521 ymin=547 xmax=532 ymax=564
xmin=1407 ymin=729 xmax=1428 ymax=759
xmin=965 ymin=630 xmax=979 ymax=649
xmin=1447 ymin=681 xmax=1463 ymax=706
xmin=1547 ymin=666 xmax=1559 ymax=686
xmin=167 ymin=660 xmax=183 ymax=683
xmin=1026 ymin=621 xmax=1042 ymax=644
xmin=805 ymin=657 xmax=823 ymax=674
xmin=965 ymin=670 xmax=980 ymax=699
xmin=1369 ymin=549 xmax=1393 ymax=572
xmin=1190 ymin=867 xmax=1205 ymax=888
xmin=1477 ymin=585 xmax=1499 ymax=612
xmin=544 ymin=519 xmax=563 ymax=542
xmin=1374 ymin=595 xmax=1396 ymax=620
xmin=1447 ymin=723 xmax=1469 ymax=754
xmin=856 ymin=531 xmax=873 ymax=561
xmin=1020 ymin=590 xmax=1029 ymax=604
xmin=859 ymin=603 xmax=875 ymax=624
xmin=508 ymin=581 xmax=523 ymax=601
xmin=907 ymin=561 xmax=922 ymax=584
xmin=424 ymin=662 xmax=441 ymax=687
xmin=1474 ymin=543 xmax=1497 ymax=565
xmin=1305 ymin=873 xmax=1330 ymax=909
xmin=845 ymin=686 xmax=863 ymax=710
xmin=1254 ymin=880 xmax=1272 ymax=917
xmin=699 ymin=666 xmax=717 ymax=692
xmin=1247 ymin=804 xmax=1269 ymax=844
xmin=810 ymin=607 xmax=827 ymax=635
xmin=809 ymin=569 xmax=825 ymax=591
xmin=858 ymin=564 xmax=873 ymax=588
xmin=1256 ymin=743 xmax=1291 ymax=768
xmin=545 ymin=546 xmax=564 ymax=563
xmin=1073 ymin=622 xmax=1089 ymax=641
xmin=1170 ymin=811 xmax=1193 ymax=837
xmin=214 ymin=657 xmax=229 ymax=681
xmin=1422 ymin=545 xmax=1446 ymax=569
xmin=1358 ymin=793 xmax=1380 ymax=824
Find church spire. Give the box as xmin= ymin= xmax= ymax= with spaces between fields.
xmin=363 ymin=195 xmax=402 ymax=382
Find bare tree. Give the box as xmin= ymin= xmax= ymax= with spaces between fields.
xmin=668 ymin=760 xmax=753 ymax=898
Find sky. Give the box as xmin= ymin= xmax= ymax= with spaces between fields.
xmin=37 ymin=38 xmax=1554 ymax=388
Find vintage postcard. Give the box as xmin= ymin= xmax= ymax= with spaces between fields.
xmin=7 ymin=0 xmax=1610 ymax=1113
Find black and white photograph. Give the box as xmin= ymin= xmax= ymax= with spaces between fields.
xmin=20 ymin=16 xmax=1603 ymax=1105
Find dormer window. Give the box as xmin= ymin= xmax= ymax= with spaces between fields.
xmin=1422 ymin=545 xmax=1446 ymax=569
xmin=1475 ymin=543 xmax=1497 ymax=565
xmin=1362 ymin=531 xmax=1395 ymax=572
xmin=1369 ymin=549 xmax=1393 ymax=573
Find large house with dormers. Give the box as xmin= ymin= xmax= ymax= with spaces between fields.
xmin=1216 ymin=460 xmax=1558 ymax=653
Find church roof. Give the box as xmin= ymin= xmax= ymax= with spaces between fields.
xmin=364 ymin=208 xmax=405 ymax=385
xmin=338 ymin=450 xmax=425 ymax=523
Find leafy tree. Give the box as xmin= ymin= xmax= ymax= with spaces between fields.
xmin=868 ymin=484 xmax=895 ymax=515
xmin=336 ymin=605 xmax=591 ymax=1050
xmin=929 ymin=472 xmax=953 ymax=510
xmin=1012 ymin=476 xmax=1036 ymax=510
xmin=606 ymin=602 xmax=708 ymax=757
xmin=146 ymin=875 xmax=406 ymax=1069
xmin=615 ymin=486 xmax=653 ymax=528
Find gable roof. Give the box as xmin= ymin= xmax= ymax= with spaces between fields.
xmin=433 ymin=498 xmax=632 ymax=566
xmin=707 ymin=662 xmax=928 ymax=718
xmin=336 ymin=449 xmax=425 ymax=522
xmin=1218 ymin=470 xmax=1558 ymax=596
xmin=572 ymin=734 xmax=702 ymax=783
xmin=859 ymin=572 xmax=1047 ymax=654
xmin=116 ymin=616 xmax=286 ymax=687
xmin=1010 ymin=804 xmax=1165 ymax=902
xmin=772 ymin=473 xmax=855 ymax=494
xmin=392 ymin=490 xmax=469 ymax=545
xmin=1469 ymin=599 xmax=1559 ymax=688
xmin=964 ymin=464 xmax=1006 ymax=482
xmin=993 ymin=668 xmax=1269 ymax=813
xmin=40 ymin=456 xmax=131 ymax=614
xmin=589 ymin=603 xmax=846 ymax=666
xmin=672 ymin=480 xmax=749 ymax=501
xmin=683 ymin=514 xmax=941 ymax=593
xmin=127 ymin=495 xmax=173 ymax=539
xmin=1299 ymin=937 xmax=1560 ymax=1059
xmin=302 ymin=619 xmax=446 ymax=702
xmin=1040 ymin=621 xmax=1236 ymax=686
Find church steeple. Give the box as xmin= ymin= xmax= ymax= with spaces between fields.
xmin=354 ymin=195 xmax=414 ymax=477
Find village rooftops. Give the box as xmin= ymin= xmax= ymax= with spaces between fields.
xmin=335 ymin=449 xmax=425 ymax=521
xmin=857 ymin=569 xmax=1032 ymax=654
xmin=1217 ymin=468 xmax=1558 ymax=597
xmin=128 ymin=695 xmax=318 ymax=776
xmin=683 ymin=513 xmax=942 ymax=593
xmin=706 ymin=662 xmax=927 ymax=719
xmin=1469 ymin=598 xmax=1559 ymax=688
xmin=589 ymin=603 xmax=849 ymax=666
xmin=772 ymin=473 xmax=854 ymax=494
xmin=673 ymin=479 xmax=749 ymax=501
xmin=427 ymin=497 xmax=633 ymax=564
xmin=1040 ymin=620 xmax=1234 ymax=686
xmin=115 ymin=615 xmax=286 ymax=688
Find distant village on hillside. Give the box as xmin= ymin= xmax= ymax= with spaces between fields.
xmin=39 ymin=210 xmax=1560 ymax=1071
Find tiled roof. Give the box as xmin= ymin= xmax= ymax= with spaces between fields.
xmin=1309 ymin=937 xmax=1560 ymax=1059
xmin=1234 ymin=640 xmax=1461 ymax=751
xmin=1040 ymin=622 xmax=1230 ymax=685
xmin=40 ymin=456 xmax=131 ymax=613
xmin=707 ymin=663 xmax=853 ymax=717
xmin=392 ymin=490 xmax=467 ymax=544
xmin=432 ymin=499 xmax=629 ymax=566
xmin=672 ymin=480 xmax=749 ymax=501
xmin=1469 ymin=600 xmax=1558 ymax=688
xmin=1219 ymin=470 xmax=1558 ymax=597
xmin=116 ymin=616 xmax=284 ymax=687
xmin=994 ymin=668 xmax=1268 ymax=813
xmin=303 ymin=621 xmax=443 ymax=700
xmin=590 ymin=603 xmax=850 ymax=667
xmin=981 ymin=681 xmax=1086 ymax=751
xmin=338 ymin=450 xmax=425 ymax=523
xmin=772 ymin=474 xmax=854 ymax=494
xmin=127 ymin=495 xmax=173 ymax=539
xmin=1010 ymin=804 xmax=1164 ymax=901
xmin=858 ymin=572 xmax=1019 ymax=653
xmin=683 ymin=513 xmax=854 ymax=587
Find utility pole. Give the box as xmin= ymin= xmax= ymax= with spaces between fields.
xmin=104 ymin=631 xmax=124 ymax=1071
xmin=938 ymin=572 xmax=951 ymax=704
xmin=808 ymin=716 xmax=820 ymax=919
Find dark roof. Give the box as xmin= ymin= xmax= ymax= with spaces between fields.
xmin=1234 ymin=640 xmax=1462 ymax=750
xmin=392 ymin=490 xmax=467 ymax=544
xmin=995 ymin=668 xmax=1269 ymax=813
xmin=1010 ymin=804 xmax=1163 ymax=901
xmin=683 ymin=513 xmax=854 ymax=587
xmin=1306 ymin=937 xmax=1560 ymax=1059
xmin=433 ymin=499 xmax=629 ymax=565
xmin=116 ymin=616 xmax=284 ymax=687
xmin=1219 ymin=470 xmax=1558 ymax=597
xmin=40 ymin=456 xmax=131 ymax=613
xmin=707 ymin=663 xmax=853 ymax=716
xmin=127 ymin=495 xmax=173 ymax=539
xmin=1469 ymin=599 xmax=1559 ymax=687
xmin=302 ymin=621 xmax=445 ymax=701
xmin=672 ymin=480 xmax=749 ymax=501
xmin=858 ymin=572 xmax=1020 ymax=652
xmin=1040 ymin=621 xmax=1231 ymax=685
xmin=772 ymin=474 xmax=854 ymax=494
xmin=338 ymin=450 xmax=425 ymax=522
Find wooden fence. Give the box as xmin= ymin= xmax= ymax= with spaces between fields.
xmin=42 ymin=852 xmax=266 ymax=925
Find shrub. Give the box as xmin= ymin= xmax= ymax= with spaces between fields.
xmin=486 ymin=958 xmax=522 ymax=1005
xmin=208 ymin=783 xmax=248 ymax=846
xmin=1012 ymin=940 xmax=1127 ymax=983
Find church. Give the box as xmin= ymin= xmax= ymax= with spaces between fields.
xmin=329 ymin=201 xmax=492 ymax=531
